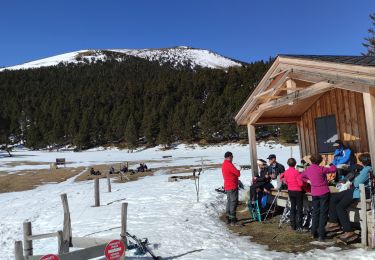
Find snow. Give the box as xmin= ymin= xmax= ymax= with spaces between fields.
xmin=0 ymin=143 xmax=374 ymax=259
xmin=0 ymin=47 xmax=243 ymax=72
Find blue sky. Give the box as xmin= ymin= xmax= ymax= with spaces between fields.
xmin=0 ymin=0 xmax=374 ymax=67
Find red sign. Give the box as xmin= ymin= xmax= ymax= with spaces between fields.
xmin=105 ymin=240 xmax=125 ymax=260
xmin=39 ymin=255 xmax=59 ymax=260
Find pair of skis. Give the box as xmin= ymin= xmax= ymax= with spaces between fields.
xmin=126 ymin=232 xmax=160 ymax=259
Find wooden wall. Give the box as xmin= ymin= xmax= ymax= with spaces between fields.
xmin=298 ymin=88 xmax=369 ymax=159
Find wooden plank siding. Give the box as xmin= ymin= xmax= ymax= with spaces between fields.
xmin=299 ymin=88 xmax=369 ymax=158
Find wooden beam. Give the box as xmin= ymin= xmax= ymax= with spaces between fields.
xmin=290 ymin=70 xmax=372 ymax=93
xmin=279 ymin=56 xmax=375 ymax=80
xmin=363 ymin=91 xmax=375 ymax=169
xmin=240 ymin=70 xmax=291 ymax=124
xmin=61 ymin=193 xmax=72 ymax=251
xmin=286 ymin=78 xmax=297 ymax=94
xmin=120 ymin=203 xmax=128 ymax=247
xmin=72 ymin=237 xmax=113 ymax=248
xmin=257 ymin=81 xmax=334 ymax=113
xmin=14 ymin=241 xmax=24 ymax=260
xmin=254 ymin=117 xmax=301 ymax=125
xmin=27 ymin=232 xmax=58 ymax=241
xmin=27 ymin=244 xmax=108 ymax=260
xmin=23 ymin=221 xmax=33 ymax=256
xmin=360 ymin=184 xmax=368 ymax=247
xmin=247 ymin=124 xmax=258 ymax=179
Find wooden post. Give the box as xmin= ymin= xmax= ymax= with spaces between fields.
xmin=61 ymin=193 xmax=72 ymax=251
xmin=14 ymin=241 xmax=24 ymax=260
xmin=247 ymin=123 xmax=258 ymax=179
xmin=57 ymin=230 xmax=64 ymax=254
xmin=360 ymin=184 xmax=368 ymax=247
xmin=107 ymin=172 xmax=112 ymax=193
xmin=23 ymin=221 xmax=33 ymax=256
xmin=94 ymin=178 xmax=100 ymax=207
xmin=120 ymin=203 xmax=128 ymax=247
xmin=363 ymin=92 xmax=375 ymax=173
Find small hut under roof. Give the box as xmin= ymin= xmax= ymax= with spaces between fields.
xmin=235 ymin=55 xmax=375 ymax=176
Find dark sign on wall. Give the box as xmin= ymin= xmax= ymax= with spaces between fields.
xmin=315 ymin=115 xmax=338 ymax=154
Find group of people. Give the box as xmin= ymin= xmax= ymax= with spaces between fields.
xmin=221 ymin=139 xmax=373 ymax=243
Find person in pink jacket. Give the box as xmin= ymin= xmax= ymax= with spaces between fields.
xmin=280 ymin=158 xmax=304 ymax=231
xmin=300 ymin=154 xmax=336 ymax=241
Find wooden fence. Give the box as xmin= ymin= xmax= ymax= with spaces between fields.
xmin=14 ymin=188 xmax=129 ymax=260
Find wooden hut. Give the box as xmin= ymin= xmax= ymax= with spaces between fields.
xmin=236 ymin=55 xmax=375 ymax=246
xmin=235 ymin=55 xmax=375 ymax=177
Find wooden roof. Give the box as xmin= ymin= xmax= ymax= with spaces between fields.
xmin=235 ymin=55 xmax=375 ymax=126
xmin=279 ymin=55 xmax=375 ymax=67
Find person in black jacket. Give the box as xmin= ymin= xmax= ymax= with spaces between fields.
xmin=249 ymin=159 xmax=271 ymax=203
xmin=267 ymin=154 xmax=285 ymax=189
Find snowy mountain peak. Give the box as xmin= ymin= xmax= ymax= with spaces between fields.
xmin=0 ymin=47 xmax=245 ymax=72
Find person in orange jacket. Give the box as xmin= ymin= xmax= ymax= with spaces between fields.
xmin=222 ymin=151 xmax=241 ymax=225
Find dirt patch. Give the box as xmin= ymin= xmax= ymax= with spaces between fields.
xmin=221 ymin=204 xmax=357 ymax=253
xmin=0 ymin=167 xmax=85 ymax=193
xmin=2 ymin=161 xmax=48 ymax=167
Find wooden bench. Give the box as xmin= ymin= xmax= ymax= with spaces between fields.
xmin=56 ymin=158 xmax=66 ymax=168
xmin=269 ymin=186 xmax=373 ymax=247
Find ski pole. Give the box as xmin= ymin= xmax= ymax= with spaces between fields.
xmin=264 ymin=190 xmax=280 ymax=222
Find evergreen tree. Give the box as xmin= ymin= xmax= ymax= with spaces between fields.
xmin=0 ymin=56 xmax=269 ymax=149
xmin=279 ymin=124 xmax=297 ymax=143
xmin=363 ymin=12 xmax=375 ymax=55
xmin=125 ymin=114 xmax=137 ymax=149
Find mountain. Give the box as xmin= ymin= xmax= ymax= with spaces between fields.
xmin=0 ymin=46 xmax=245 ymax=71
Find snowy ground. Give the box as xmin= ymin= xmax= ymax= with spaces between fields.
xmin=0 ymin=143 xmax=374 ymax=259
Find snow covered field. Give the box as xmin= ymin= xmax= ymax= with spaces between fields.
xmin=0 ymin=143 xmax=374 ymax=259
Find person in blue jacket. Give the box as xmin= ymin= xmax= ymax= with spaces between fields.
xmin=331 ymin=140 xmax=353 ymax=166
xmin=326 ymin=153 xmax=373 ymax=242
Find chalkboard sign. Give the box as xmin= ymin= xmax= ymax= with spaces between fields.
xmin=315 ymin=115 xmax=338 ymax=154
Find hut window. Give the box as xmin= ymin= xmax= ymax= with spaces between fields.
xmin=315 ymin=115 xmax=338 ymax=154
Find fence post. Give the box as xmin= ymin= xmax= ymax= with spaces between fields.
xmin=107 ymin=172 xmax=112 ymax=193
xmin=61 ymin=193 xmax=72 ymax=251
xmin=15 ymin=241 xmax=24 ymax=260
xmin=57 ymin=230 xmax=64 ymax=254
xmin=94 ymin=178 xmax=100 ymax=207
xmin=23 ymin=221 xmax=33 ymax=256
xmin=120 ymin=203 xmax=128 ymax=247
xmin=360 ymin=184 xmax=368 ymax=247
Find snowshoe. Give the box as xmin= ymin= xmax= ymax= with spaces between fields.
xmin=336 ymin=233 xmax=360 ymax=245
xmin=215 ymin=187 xmax=225 ymax=193
xmin=326 ymin=229 xmax=343 ymax=239
xmin=248 ymin=200 xmax=261 ymax=222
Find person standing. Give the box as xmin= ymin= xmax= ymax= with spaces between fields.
xmin=267 ymin=154 xmax=285 ymax=189
xmin=280 ymin=158 xmax=304 ymax=231
xmin=222 ymin=151 xmax=241 ymax=225
xmin=301 ymin=154 xmax=336 ymax=241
